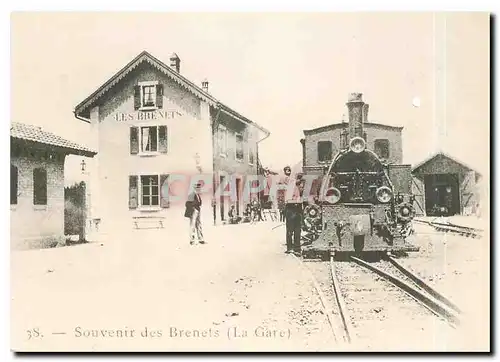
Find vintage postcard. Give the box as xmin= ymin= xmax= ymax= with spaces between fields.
xmin=10 ymin=12 xmax=490 ymax=352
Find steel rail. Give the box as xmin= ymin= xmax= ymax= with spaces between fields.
xmin=329 ymin=255 xmax=353 ymax=344
xmin=291 ymin=254 xmax=341 ymax=344
xmin=350 ymin=256 xmax=460 ymax=327
xmin=414 ymin=219 xmax=482 ymax=238
xmin=432 ymin=220 xmax=483 ymax=233
xmin=386 ymin=256 xmax=462 ymax=314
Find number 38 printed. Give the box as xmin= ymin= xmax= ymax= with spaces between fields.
xmin=26 ymin=328 xmax=42 ymax=340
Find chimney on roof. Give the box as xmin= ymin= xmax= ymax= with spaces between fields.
xmin=202 ymin=78 xmax=209 ymax=93
xmin=346 ymin=93 xmax=365 ymax=139
xmin=170 ymin=53 xmax=180 ymax=73
xmin=362 ymin=103 xmax=369 ymax=123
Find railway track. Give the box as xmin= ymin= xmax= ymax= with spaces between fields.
xmin=338 ymin=253 xmax=461 ymax=345
xmin=295 ymin=250 xmax=461 ymax=349
xmin=414 ymin=218 xmax=483 ymax=238
xmin=292 ymin=256 xmax=352 ymax=347
xmin=349 ymin=255 xmax=461 ymax=327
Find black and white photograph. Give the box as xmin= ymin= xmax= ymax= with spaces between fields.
xmin=9 ymin=11 xmax=490 ymax=352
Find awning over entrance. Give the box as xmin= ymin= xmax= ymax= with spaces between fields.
xmin=411 ymin=152 xmax=482 ymax=216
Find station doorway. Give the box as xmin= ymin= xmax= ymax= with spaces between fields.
xmin=424 ymin=174 xmax=460 ymax=216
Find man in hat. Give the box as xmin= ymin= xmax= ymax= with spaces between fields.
xmin=277 ymin=165 xmax=292 ymax=222
xmin=185 ymin=182 xmax=205 ymax=245
xmin=284 ymin=169 xmax=305 ymax=256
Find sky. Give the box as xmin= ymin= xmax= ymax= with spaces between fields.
xmin=10 ymin=12 xmax=490 ymax=184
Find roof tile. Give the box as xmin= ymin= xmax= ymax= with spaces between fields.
xmin=10 ymin=122 xmax=97 ymax=156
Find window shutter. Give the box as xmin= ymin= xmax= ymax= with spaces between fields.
xmin=130 ymin=127 xmax=139 ymax=154
xmin=156 ymin=84 xmax=164 ymax=109
xmin=129 ymin=175 xmax=138 ymax=209
xmin=160 ymin=174 xmax=170 ymax=208
xmin=158 ymin=125 xmax=168 ymax=153
xmin=134 ymin=85 xmax=141 ymax=110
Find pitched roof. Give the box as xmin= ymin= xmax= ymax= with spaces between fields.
xmin=303 ymin=121 xmax=403 ymax=135
xmin=412 ymin=151 xmax=481 ymax=177
xmin=11 ymin=122 xmax=97 ymax=157
xmin=74 ymin=51 xmax=270 ymax=137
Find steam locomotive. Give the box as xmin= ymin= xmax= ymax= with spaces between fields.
xmin=301 ymin=93 xmax=419 ymax=259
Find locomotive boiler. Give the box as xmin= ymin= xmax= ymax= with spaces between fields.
xmin=301 ymin=93 xmax=419 ymax=259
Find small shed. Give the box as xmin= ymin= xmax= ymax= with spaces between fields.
xmin=10 ymin=122 xmax=97 ymax=250
xmin=411 ymin=152 xmax=482 ymax=216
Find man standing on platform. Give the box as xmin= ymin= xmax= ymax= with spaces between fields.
xmin=185 ymin=182 xmax=205 ymax=245
xmin=278 ymin=165 xmax=292 ymax=222
xmin=284 ymin=172 xmax=305 ymax=257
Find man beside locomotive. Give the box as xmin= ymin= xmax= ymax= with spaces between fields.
xmin=284 ymin=171 xmax=306 ymax=256
xmin=277 ymin=166 xmax=292 ymax=222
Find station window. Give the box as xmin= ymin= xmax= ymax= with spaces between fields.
xmin=142 ymin=85 xmax=156 ymax=107
xmin=235 ymin=133 xmax=244 ymax=161
xmin=141 ymin=126 xmax=158 ymax=152
xmin=141 ymin=175 xmax=160 ymax=207
xmin=249 ymin=147 xmax=255 ymax=165
xmin=11 ymin=164 xmax=18 ymax=205
xmin=218 ymin=125 xmax=228 ymax=157
xmin=248 ymin=132 xmax=255 ymax=165
xmin=33 ymin=167 xmax=47 ymax=205
xmin=374 ymin=139 xmax=390 ymax=160
xmin=317 ymin=141 xmax=333 ymax=162
xmin=130 ymin=125 xmax=168 ymax=154
xmin=134 ymin=81 xmax=164 ymax=110
xmin=129 ymin=174 xmax=169 ymax=209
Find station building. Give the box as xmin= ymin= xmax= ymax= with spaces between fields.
xmin=73 ymin=51 xmax=269 ymax=237
xmin=10 ymin=122 xmax=96 ymax=250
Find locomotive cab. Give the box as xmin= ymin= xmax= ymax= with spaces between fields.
xmin=302 ymin=136 xmax=419 ymax=259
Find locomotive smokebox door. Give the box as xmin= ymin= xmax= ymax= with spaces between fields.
xmin=349 ymin=214 xmax=371 ymax=236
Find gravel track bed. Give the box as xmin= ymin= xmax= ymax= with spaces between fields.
xmin=388 ymin=223 xmax=490 ymax=351
xmin=334 ymin=259 xmax=451 ymax=351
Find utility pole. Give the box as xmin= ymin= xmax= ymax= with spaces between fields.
xmin=433 ymin=12 xmax=448 ymax=152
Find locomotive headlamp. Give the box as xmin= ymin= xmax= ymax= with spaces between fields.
xmin=396 ymin=194 xmax=404 ymax=203
xmin=409 ymin=195 xmax=415 ymax=203
xmin=324 ymin=187 xmax=342 ymax=204
xmin=376 ymin=186 xmax=393 ymax=203
xmin=349 ymin=137 xmax=366 ymax=153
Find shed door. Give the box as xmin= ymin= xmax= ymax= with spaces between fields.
xmin=460 ymin=170 xmax=476 ymax=215
xmin=411 ymin=176 xmax=426 ymax=216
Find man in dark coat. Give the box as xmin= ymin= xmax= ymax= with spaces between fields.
xmin=278 ymin=166 xmax=292 ymax=222
xmin=284 ymin=172 xmax=305 ymax=256
xmin=185 ymin=183 xmax=205 ymax=245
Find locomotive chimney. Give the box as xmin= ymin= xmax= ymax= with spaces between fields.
xmin=346 ymin=92 xmax=365 ymax=138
